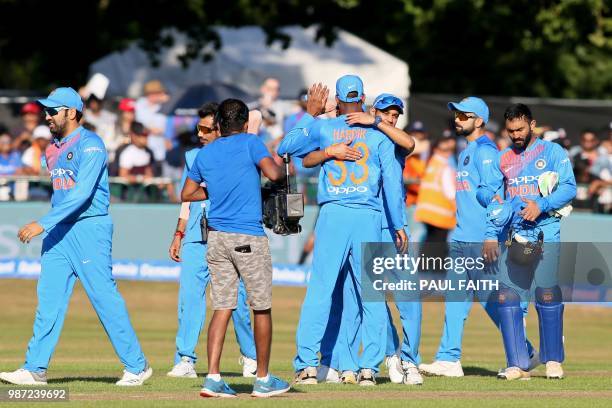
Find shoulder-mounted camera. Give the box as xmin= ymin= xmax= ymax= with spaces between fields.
xmin=261 ymin=154 xmax=304 ymax=235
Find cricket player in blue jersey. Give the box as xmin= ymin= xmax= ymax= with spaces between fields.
xmin=278 ymin=75 xmax=407 ymax=386
xmin=420 ymin=97 xmax=537 ymax=377
xmin=305 ymin=94 xmax=422 ymax=385
xmin=166 ymin=103 xmax=258 ymax=378
xmin=1 ymin=88 xmax=151 ymax=386
xmin=479 ymin=103 xmax=576 ymax=380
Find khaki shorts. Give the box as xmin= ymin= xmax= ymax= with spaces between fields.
xmin=206 ymin=230 xmax=273 ymax=310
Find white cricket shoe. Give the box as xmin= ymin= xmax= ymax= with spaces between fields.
xmin=0 ymin=368 xmax=47 ymax=385
xmin=545 ymin=361 xmax=564 ymax=379
xmin=317 ymin=365 xmax=341 ymax=383
xmin=116 ymin=366 xmax=153 ymax=386
xmin=294 ymin=366 xmax=318 ymax=385
xmin=497 ymin=366 xmax=530 ymax=381
xmin=419 ymin=360 xmax=464 ymax=377
xmin=167 ymin=356 xmax=197 ymax=378
xmin=385 ymin=355 xmax=404 ymax=384
xmin=340 ymin=370 xmax=357 ymax=384
xmin=401 ymin=361 xmax=424 ymax=385
xmin=239 ymin=355 xmax=257 ymax=378
xmin=357 ymin=369 xmax=376 ymax=386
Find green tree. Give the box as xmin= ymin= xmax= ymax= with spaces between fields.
xmin=0 ymin=0 xmax=609 ymax=98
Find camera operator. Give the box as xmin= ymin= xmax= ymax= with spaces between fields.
xmin=181 ymin=99 xmax=290 ymax=398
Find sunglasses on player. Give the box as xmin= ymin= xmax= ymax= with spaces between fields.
xmin=454 ymin=111 xmax=477 ymax=121
xmin=374 ymin=96 xmax=404 ymax=110
xmin=197 ymin=124 xmax=215 ymax=134
xmin=44 ymin=106 xmax=68 ymax=117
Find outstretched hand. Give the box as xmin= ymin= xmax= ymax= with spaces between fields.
xmin=326 ymin=140 xmax=363 ymax=161
xmin=306 ymin=83 xmax=330 ymax=116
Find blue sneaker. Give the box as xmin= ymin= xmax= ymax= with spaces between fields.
xmin=252 ymin=374 xmax=291 ymax=398
xmin=199 ymin=377 xmax=237 ymax=398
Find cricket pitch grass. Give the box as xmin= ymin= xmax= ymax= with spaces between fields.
xmin=0 ymin=280 xmax=610 ymax=407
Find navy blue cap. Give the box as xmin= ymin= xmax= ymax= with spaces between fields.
xmin=38 ymin=87 xmax=84 ymax=112
xmin=373 ymin=93 xmax=404 ymax=114
xmin=447 ymin=96 xmax=489 ymax=124
xmin=336 ymin=75 xmax=364 ymax=103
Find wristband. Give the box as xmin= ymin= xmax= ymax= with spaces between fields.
xmin=174 ymin=231 xmax=185 ymax=239
xmin=373 ymin=116 xmax=383 ymax=127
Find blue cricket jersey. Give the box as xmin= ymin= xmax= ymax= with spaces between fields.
xmin=451 ymin=135 xmax=499 ymax=242
xmin=278 ymin=113 xmax=404 ymax=230
xmin=381 ymin=146 xmax=409 ymax=230
xmin=180 ymin=147 xmax=210 ymax=243
xmin=478 ymin=138 xmax=576 ymax=241
xmin=39 ymin=126 xmax=110 ymax=231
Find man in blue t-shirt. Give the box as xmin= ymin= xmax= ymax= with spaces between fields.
xmin=181 ymin=99 xmax=290 ymax=398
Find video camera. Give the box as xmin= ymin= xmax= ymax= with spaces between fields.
xmin=261 ymin=154 xmax=304 ymax=235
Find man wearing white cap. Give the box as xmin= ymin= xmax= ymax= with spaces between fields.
xmin=21 ymin=125 xmax=51 ymax=175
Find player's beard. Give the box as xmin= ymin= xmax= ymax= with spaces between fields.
xmin=455 ymin=123 xmax=474 ymax=137
xmin=512 ymin=129 xmax=533 ymax=149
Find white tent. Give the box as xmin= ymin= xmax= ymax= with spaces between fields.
xmin=89 ymin=26 xmax=410 ymax=102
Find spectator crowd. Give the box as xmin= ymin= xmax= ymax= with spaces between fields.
xmin=0 ymin=78 xmax=610 ymax=213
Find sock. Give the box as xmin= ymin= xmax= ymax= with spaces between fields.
xmin=257 ymin=374 xmax=270 ymax=382
xmin=207 ymin=373 xmax=221 ymax=381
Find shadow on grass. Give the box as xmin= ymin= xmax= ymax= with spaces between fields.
xmin=48 ymin=377 xmax=118 ymax=384
xmin=462 ymin=366 xmax=498 ymax=377
xmin=197 ymin=371 xmax=244 ymax=378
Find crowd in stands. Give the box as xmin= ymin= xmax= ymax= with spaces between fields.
xmin=0 ymin=78 xmax=610 ymax=213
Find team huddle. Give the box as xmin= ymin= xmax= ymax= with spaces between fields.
xmin=0 ymin=74 xmax=576 ymax=397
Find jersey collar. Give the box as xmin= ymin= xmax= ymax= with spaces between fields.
xmin=54 ymin=126 xmax=82 ymax=147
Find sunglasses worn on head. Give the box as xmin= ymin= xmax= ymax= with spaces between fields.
xmin=45 ymin=106 xmax=68 ymax=116
xmin=454 ymin=111 xmax=477 ymax=121
xmin=376 ymin=96 xmax=404 ymax=109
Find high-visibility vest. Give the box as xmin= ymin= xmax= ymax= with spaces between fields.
xmin=414 ymin=154 xmax=456 ymax=230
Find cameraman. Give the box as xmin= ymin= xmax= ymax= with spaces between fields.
xmin=181 ymin=99 xmax=290 ymax=398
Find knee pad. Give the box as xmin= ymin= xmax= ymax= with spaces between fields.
xmin=535 ymin=286 xmax=562 ymax=305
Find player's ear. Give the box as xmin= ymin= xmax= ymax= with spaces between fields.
xmin=475 ymin=117 xmax=484 ymax=128
xmin=530 ymin=120 xmax=537 ymax=132
xmin=361 ymin=94 xmax=366 ymax=103
xmin=369 ymin=107 xmax=376 ymax=116
xmin=68 ymin=108 xmax=77 ymax=121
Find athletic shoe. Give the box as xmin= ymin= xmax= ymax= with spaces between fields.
xmin=497 ymin=366 xmax=530 ymax=381
xmin=419 ymin=360 xmax=464 ymax=377
xmin=357 ymin=369 xmax=376 ymax=386
xmin=401 ymin=361 xmax=424 ymax=385
xmin=167 ymin=356 xmax=197 ymax=378
xmin=527 ymin=350 xmax=541 ymax=371
xmin=385 ymin=355 xmax=404 ymax=384
xmin=252 ymin=375 xmax=291 ymax=398
xmin=293 ymin=367 xmax=317 ymax=385
xmin=545 ymin=361 xmax=564 ymax=379
xmin=341 ymin=370 xmax=357 ymax=384
xmin=239 ymin=355 xmax=257 ymax=378
xmin=116 ymin=366 xmax=153 ymax=386
xmin=316 ymin=365 xmax=341 ymax=383
xmin=199 ymin=377 xmax=237 ymax=398
xmin=0 ymin=368 xmax=47 ymax=385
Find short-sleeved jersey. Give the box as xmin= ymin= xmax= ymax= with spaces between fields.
xmin=180 ymin=147 xmax=210 ymax=243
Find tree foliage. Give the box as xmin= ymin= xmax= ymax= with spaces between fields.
xmin=0 ymin=0 xmax=610 ymax=98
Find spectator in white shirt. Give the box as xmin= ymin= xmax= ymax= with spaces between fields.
xmin=118 ymin=121 xmax=154 ymax=183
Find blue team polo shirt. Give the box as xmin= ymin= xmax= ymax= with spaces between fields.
xmin=188 ymin=132 xmax=271 ymax=236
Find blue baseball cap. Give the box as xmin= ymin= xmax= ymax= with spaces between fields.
xmin=38 ymin=87 xmax=84 ymax=112
xmin=336 ymin=75 xmax=364 ymax=103
xmin=447 ymin=96 xmax=489 ymax=124
xmin=373 ymin=93 xmax=404 ymax=114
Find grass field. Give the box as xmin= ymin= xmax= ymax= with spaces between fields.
xmin=0 ymin=279 xmax=611 ymax=407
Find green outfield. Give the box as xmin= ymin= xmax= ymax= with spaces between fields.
xmin=0 ymin=279 xmax=610 ymax=407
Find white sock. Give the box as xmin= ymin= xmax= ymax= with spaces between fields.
xmin=257 ymin=374 xmax=270 ymax=382
xmin=207 ymin=373 xmax=221 ymax=381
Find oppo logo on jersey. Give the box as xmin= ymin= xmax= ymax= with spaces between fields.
xmin=50 ymin=168 xmax=74 ymax=177
xmin=507 ymin=175 xmax=539 ymax=185
xmin=327 ymin=185 xmax=368 ymax=195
